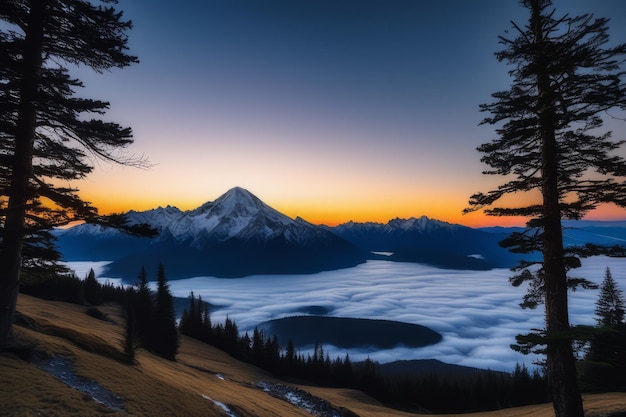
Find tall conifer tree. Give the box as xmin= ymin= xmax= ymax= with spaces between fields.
xmin=465 ymin=1 xmax=626 ymax=416
xmin=0 ymin=0 xmax=142 ymax=344
xmin=153 ymin=263 xmax=178 ymax=360
xmin=595 ymin=267 xmax=626 ymax=327
xmin=582 ymin=268 xmax=626 ymax=389
xmin=84 ymin=268 xmax=101 ymax=306
xmin=133 ymin=266 xmax=153 ymax=347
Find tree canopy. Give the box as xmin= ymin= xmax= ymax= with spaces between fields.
xmin=465 ymin=1 xmax=626 ymax=416
xmin=0 ymin=0 xmax=140 ymax=225
xmin=0 ymin=0 xmax=142 ymax=344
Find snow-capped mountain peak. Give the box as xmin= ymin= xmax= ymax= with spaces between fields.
xmin=193 ymin=187 xmax=268 ymax=216
xmin=87 ymin=186 xmax=366 ymax=278
xmin=125 ymin=205 xmax=183 ymax=230
xmin=161 ymin=187 xmax=307 ymax=247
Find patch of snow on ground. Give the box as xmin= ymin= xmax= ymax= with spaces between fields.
xmin=34 ymin=355 xmax=125 ymax=412
xmin=200 ymin=394 xmax=238 ymax=417
xmin=257 ymin=381 xmax=344 ymax=417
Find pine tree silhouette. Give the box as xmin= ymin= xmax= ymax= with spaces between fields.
xmin=595 ymin=267 xmax=626 ymax=327
xmin=132 ymin=267 xmax=154 ymax=348
xmin=84 ymin=268 xmax=102 ymax=306
xmin=153 ymin=264 xmax=178 ymax=360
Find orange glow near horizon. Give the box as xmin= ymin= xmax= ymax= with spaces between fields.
xmin=73 ymin=151 xmax=626 ymax=230
xmin=80 ymin=185 xmax=626 ymax=230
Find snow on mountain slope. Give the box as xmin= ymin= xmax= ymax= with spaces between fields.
xmin=125 ymin=206 xmax=184 ymax=230
xmin=56 ymin=193 xmax=514 ymax=274
xmin=328 ymin=216 xmax=524 ymax=270
xmin=387 ymin=216 xmax=465 ymax=233
xmin=82 ymin=187 xmax=368 ymax=279
xmin=329 ymin=215 xmax=475 ymax=248
xmin=55 ymin=223 xmax=125 ymax=239
xmin=54 ymin=206 xmax=184 ymax=240
xmin=161 ymin=187 xmax=293 ymax=247
xmin=61 ymin=187 xmax=626 ymax=277
xmin=158 ymin=187 xmax=332 ymax=249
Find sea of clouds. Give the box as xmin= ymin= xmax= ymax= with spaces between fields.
xmin=69 ymin=256 xmax=626 ymax=373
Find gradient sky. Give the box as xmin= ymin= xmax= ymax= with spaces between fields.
xmin=71 ymin=0 xmax=626 ymax=227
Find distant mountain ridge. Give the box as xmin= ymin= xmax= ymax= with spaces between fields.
xmin=55 ymin=187 xmax=366 ymax=280
xmin=327 ymin=216 xmax=524 ymax=270
xmin=53 ymin=187 xmax=626 ymax=279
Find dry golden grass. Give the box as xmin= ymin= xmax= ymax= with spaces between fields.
xmin=1 ymin=294 xmax=624 ymax=417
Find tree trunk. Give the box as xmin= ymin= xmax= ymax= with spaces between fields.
xmin=531 ymin=1 xmax=584 ymax=415
xmin=0 ymin=1 xmax=45 ymax=345
xmin=541 ymin=156 xmax=584 ymax=417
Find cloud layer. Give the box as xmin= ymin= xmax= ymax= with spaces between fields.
xmin=74 ymin=256 xmax=626 ymax=372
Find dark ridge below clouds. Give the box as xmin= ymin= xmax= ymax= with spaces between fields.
xmin=257 ymin=316 xmax=442 ymax=349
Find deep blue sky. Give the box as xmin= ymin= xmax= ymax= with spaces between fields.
xmin=76 ymin=0 xmax=626 ymax=226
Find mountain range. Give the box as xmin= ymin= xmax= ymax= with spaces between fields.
xmin=55 ymin=187 xmax=365 ymax=279
xmin=327 ymin=217 xmax=524 ymax=270
xmin=53 ymin=186 xmax=626 ymax=280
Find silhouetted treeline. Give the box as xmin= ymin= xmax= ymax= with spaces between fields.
xmin=20 ymin=268 xmax=127 ymax=305
xmin=379 ymin=363 xmax=547 ymax=413
xmin=20 ymin=265 xmax=178 ymax=362
xmin=179 ymin=292 xmax=548 ymax=413
xmin=125 ymin=264 xmax=179 ymax=361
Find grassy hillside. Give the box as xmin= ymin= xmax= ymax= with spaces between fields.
xmin=1 ymin=294 xmax=625 ymax=417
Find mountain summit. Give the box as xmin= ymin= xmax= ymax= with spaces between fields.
xmin=193 ymin=186 xmax=272 ymax=220
xmin=61 ymin=187 xmax=366 ymax=280
xmin=161 ymin=187 xmax=309 ymax=248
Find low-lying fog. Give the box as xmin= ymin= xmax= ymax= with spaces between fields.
xmin=70 ymin=256 xmax=626 ymax=372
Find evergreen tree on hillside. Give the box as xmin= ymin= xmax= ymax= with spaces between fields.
xmin=265 ymin=334 xmax=281 ymax=372
xmin=252 ymin=327 xmax=265 ymax=364
xmin=180 ymin=291 xmax=213 ymax=343
xmin=223 ymin=316 xmax=240 ymax=356
xmin=84 ymin=268 xmax=102 ymax=306
xmin=595 ymin=267 xmax=626 ymax=327
xmin=581 ymin=267 xmax=626 ymax=389
xmin=153 ymin=264 xmax=178 ymax=360
xmin=0 ymin=0 xmax=150 ymax=345
xmin=179 ymin=291 xmax=195 ymax=336
xmin=285 ymin=338 xmax=297 ymax=366
xmin=197 ymin=295 xmax=212 ymax=342
xmin=465 ymin=1 xmax=626 ymax=415
xmin=132 ymin=266 xmax=153 ymax=348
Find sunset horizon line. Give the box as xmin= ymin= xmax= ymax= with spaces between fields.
xmin=84 ymin=185 xmax=626 ymax=230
